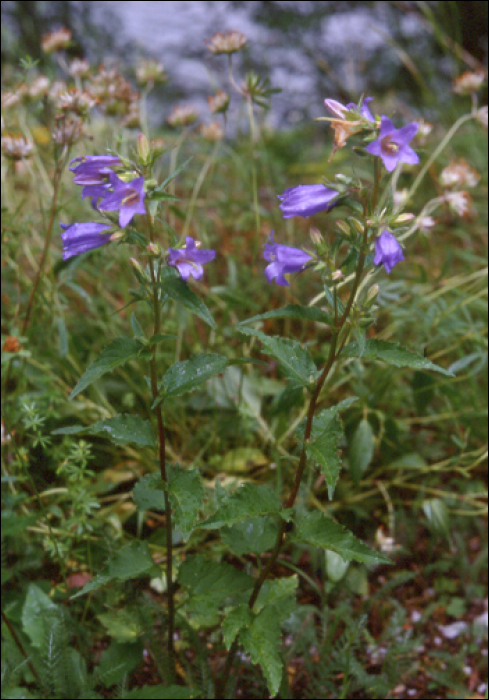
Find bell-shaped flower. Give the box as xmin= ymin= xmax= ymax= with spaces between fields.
xmin=60 ymin=222 xmax=112 ymax=260
xmin=98 ymin=172 xmax=146 ymax=227
xmin=264 ymin=232 xmax=312 ymax=286
xmin=168 ymin=237 xmax=216 ymax=281
xmin=69 ymin=155 xmax=122 ymax=208
xmin=374 ymin=230 xmax=404 ymax=273
xmin=278 ymin=184 xmax=338 ymax=219
xmin=69 ymin=155 xmax=122 ymax=182
xmin=366 ymin=116 xmax=419 ymax=172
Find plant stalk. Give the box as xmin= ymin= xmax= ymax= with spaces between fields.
xmin=146 ymin=205 xmax=175 ymax=681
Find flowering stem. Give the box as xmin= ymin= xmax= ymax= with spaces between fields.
xmin=216 ymin=235 xmax=368 ymax=697
xmin=145 ymin=205 xmax=175 ymax=681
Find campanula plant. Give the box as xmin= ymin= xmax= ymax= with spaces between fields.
xmin=53 ymin=87 xmax=480 ymax=699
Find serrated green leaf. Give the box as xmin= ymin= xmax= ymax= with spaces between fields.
xmin=124 ymin=685 xmax=195 ymax=699
xmin=179 ymin=555 xmax=253 ymax=624
xmin=160 ymin=277 xmax=215 ymax=328
xmin=222 ymin=516 xmax=279 ymax=556
xmin=349 ymin=419 xmax=374 ymax=485
xmin=133 ymin=473 xmax=166 ymax=511
xmin=199 ymin=483 xmax=282 ymax=530
xmin=53 ymin=414 xmax=155 ymax=447
xmin=130 ymin=312 xmax=144 ymax=337
xmin=240 ymin=605 xmax=284 ymax=697
xmin=69 ymin=338 xmax=144 ymax=400
xmin=222 ymin=605 xmax=253 ymax=649
xmin=239 ymin=304 xmax=333 ymax=327
xmin=98 ymin=608 xmax=142 ymax=643
xmin=168 ymin=466 xmax=205 ymax=539
xmin=341 ymin=339 xmax=454 ymax=376
xmin=69 ymin=572 xmax=112 ymax=599
xmin=108 ymin=542 xmax=157 ymax=580
xmin=296 ymin=399 xmax=356 ymax=499
xmin=255 ymin=576 xmax=298 ymax=612
xmin=238 ymin=327 xmax=317 ymax=387
xmin=71 ymin=543 xmax=157 ymax=600
xmin=161 ymin=354 xmax=228 ymax=398
xmin=98 ymin=641 xmax=145 ymax=687
xmin=292 ymin=511 xmax=391 ymax=564
xmin=22 ymin=584 xmax=59 ymax=647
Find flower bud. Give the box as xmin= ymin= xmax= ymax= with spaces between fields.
xmin=332 ymin=269 xmax=343 ymax=282
xmin=137 ymin=133 xmax=150 ymax=163
xmin=349 ymin=217 xmax=364 ymax=234
xmin=146 ymin=242 xmax=161 ymax=257
xmin=392 ymin=212 xmax=415 ymax=225
xmin=110 ymin=230 xmax=126 ymax=241
xmin=335 ymin=219 xmax=350 ymax=236
xmin=310 ymin=227 xmax=323 ymax=247
xmin=129 ymin=257 xmax=147 ymax=281
xmin=364 ymin=284 xmax=379 ymax=308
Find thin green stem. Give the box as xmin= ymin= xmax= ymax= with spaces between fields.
xmin=22 ymin=156 xmax=66 ymax=335
xmin=145 ymin=204 xmax=175 ymax=681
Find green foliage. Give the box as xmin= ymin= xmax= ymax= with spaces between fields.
xmin=168 ymin=464 xmax=205 ymax=538
xmin=292 ymin=511 xmax=391 ymax=564
xmin=53 ymin=414 xmax=156 ymax=447
xmin=69 ymin=338 xmax=145 ymax=399
xmin=71 ymin=542 xmax=159 ymax=599
xmin=348 ymin=418 xmax=375 ymax=485
xmin=178 ymin=555 xmax=254 ymax=626
xmin=341 ymin=339 xmax=455 ymax=376
xmin=199 ymin=483 xmax=284 ymax=529
xmin=296 ymin=399 xmax=356 ymax=499
xmin=238 ymin=327 xmax=318 ymax=388
xmin=161 ymin=353 xmax=228 ymax=398
xmin=159 ymin=276 xmax=216 ymax=328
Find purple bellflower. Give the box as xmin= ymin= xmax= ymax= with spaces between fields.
xmin=69 ymin=155 xmax=122 ymax=208
xmin=278 ymin=184 xmax=338 ymax=219
xmin=69 ymin=155 xmax=122 ymax=179
xmin=168 ymin=237 xmax=216 ymax=281
xmin=346 ymin=96 xmax=374 ymax=122
xmin=374 ymin=230 xmax=404 ymax=273
xmin=60 ymin=222 xmax=112 ymax=260
xmin=366 ymin=116 xmax=419 ymax=172
xmin=98 ymin=171 xmax=146 ymax=227
xmin=264 ymin=232 xmax=312 ymax=286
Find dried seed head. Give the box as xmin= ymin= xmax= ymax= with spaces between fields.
xmin=440 ymin=158 xmax=480 ymax=189
xmin=207 ymin=90 xmax=230 ymax=114
xmin=167 ymin=104 xmax=198 ymax=127
xmin=135 ymin=59 xmax=167 ymax=86
xmin=68 ymin=59 xmax=91 ymax=78
xmin=1 ymin=134 xmax=33 ymax=160
xmin=41 ymin=27 xmax=72 ymax=53
xmin=199 ymin=121 xmax=224 ymax=142
xmin=452 ymin=70 xmax=486 ymax=95
xmin=206 ymin=30 xmax=247 ymax=55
